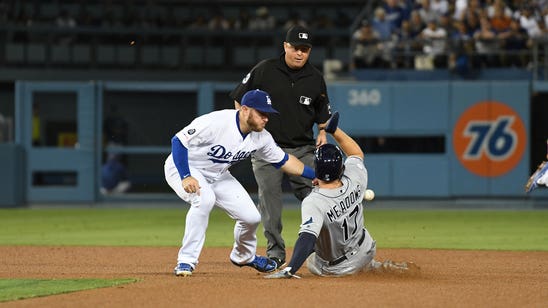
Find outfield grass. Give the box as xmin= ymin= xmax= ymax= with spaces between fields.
xmin=0 ymin=278 xmax=137 ymax=302
xmin=1 ymin=208 xmax=547 ymax=251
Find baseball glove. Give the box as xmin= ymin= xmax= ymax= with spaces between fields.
xmin=525 ymin=161 xmax=547 ymax=193
xmin=325 ymin=111 xmax=339 ymax=134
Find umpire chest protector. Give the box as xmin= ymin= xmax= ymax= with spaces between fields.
xmin=231 ymin=54 xmax=331 ymax=148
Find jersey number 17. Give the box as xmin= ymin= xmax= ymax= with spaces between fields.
xmin=341 ymin=205 xmax=360 ymax=242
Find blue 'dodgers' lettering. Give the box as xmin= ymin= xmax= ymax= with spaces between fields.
xmin=207 ymin=145 xmax=256 ymax=164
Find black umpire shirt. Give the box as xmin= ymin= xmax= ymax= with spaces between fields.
xmin=230 ymin=53 xmax=332 ymax=148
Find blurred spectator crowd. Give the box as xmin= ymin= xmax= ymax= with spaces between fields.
xmin=0 ymin=0 xmax=354 ymax=40
xmin=0 ymin=0 xmax=359 ymax=66
xmin=1 ymin=0 xmax=547 ymax=71
xmin=352 ymin=0 xmax=548 ymax=71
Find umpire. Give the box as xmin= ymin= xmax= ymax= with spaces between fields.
xmin=230 ymin=25 xmax=332 ymax=267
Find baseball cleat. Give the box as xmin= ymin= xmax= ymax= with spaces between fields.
xmin=174 ymin=263 xmax=193 ymax=276
xmin=375 ymin=260 xmax=420 ymax=274
xmin=231 ymin=255 xmax=278 ymax=273
xmin=525 ymin=161 xmax=548 ymax=193
xmin=264 ymin=267 xmax=301 ymax=279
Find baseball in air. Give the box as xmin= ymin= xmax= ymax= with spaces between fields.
xmin=364 ymin=189 xmax=375 ymax=201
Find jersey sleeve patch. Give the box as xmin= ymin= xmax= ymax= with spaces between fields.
xmin=303 ymin=216 xmax=313 ymax=225
xmin=177 ymin=113 xmax=217 ymax=147
xmin=300 ymin=196 xmax=325 ymax=236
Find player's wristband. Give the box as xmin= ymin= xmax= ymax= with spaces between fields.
xmin=301 ymin=165 xmax=315 ymax=179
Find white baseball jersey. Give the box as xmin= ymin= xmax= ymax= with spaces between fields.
xmin=165 ymin=109 xmax=286 ymax=181
xmin=299 ymin=156 xmax=374 ymax=263
xmin=164 ymin=109 xmax=288 ymax=268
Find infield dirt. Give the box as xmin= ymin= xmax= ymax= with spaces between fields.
xmin=1 ymin=246 xmax=547 ymax=307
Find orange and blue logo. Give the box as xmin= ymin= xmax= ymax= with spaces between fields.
xmin=453 ymin=101 xmax=526 ymax=177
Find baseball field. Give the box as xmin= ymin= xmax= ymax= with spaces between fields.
xmin=1 ymin=205 xmax=547 ymax=307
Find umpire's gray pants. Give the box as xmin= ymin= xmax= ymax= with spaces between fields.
xmin=251 ymin=145 xmax=315 ymax=261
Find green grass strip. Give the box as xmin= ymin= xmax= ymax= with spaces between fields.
xmin=0 ymin=208 xmax=546 ymax=251
xmin=0 ymin=278 xmax=137 ymax=302
xmin=365 ymin=210 xmax=548 ymax=250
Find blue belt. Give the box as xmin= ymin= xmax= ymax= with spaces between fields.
xmin=328 ymin=229 xmax=366 ymax=266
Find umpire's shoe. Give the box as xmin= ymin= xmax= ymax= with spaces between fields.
xmin=174 ymin=263 xmax=193 ymax=277
xmin=231 ymin=255 xmax=277 ymax=273
xmin=269 ymin=257 xmax=286 ymax=268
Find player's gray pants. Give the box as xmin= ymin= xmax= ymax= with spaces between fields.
xmin=252 ymin=145 xmax=315 ymax=261
xmin=307 ymin=231 xmax=377 ymax=276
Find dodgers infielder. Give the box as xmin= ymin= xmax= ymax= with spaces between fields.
xmin=165 ymin=89 xmax=316 ymax=276
xmin=266 ymin=117 xmax=415 ymax=278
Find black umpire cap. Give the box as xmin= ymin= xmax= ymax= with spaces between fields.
xmin=285 ymin=25 xmax=312 ymax=48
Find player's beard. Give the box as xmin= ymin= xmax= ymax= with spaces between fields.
xmin=246 ymin=115 xmax=265 ymax=132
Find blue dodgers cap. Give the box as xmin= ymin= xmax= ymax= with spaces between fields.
xmin=241 ymin=89 xmax=279 ymax=114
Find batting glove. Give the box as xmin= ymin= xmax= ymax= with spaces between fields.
xmin=324 ymin=111 xmax=339 ymax=134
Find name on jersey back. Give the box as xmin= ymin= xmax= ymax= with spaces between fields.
xmin=326 ymin=185 xmax=362 ymax=222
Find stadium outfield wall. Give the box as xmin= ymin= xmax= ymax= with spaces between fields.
xmin=0 ymin=78 xmax=547 ymax=206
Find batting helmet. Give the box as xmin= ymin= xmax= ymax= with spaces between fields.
xmin=314 ymin=144 xmax=344 ymax=182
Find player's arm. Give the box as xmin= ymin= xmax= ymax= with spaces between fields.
xmin=285 ymin=232 xmax=316 ymax=274
xmin=274 ymin=153 xmax=315 ymax=179
xmin=265 ymin=232 xmax=316 ymax=279
xmin=331 ymin=128 xmax=363 ymax=159
xmin=171 ymin=136 xmax=200 ymax=194
xmin=326 ymin=112 xmax=364 ymax=159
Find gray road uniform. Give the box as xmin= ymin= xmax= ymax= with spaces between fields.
xmin=299 ymin=155 xmax=376 ymax=276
